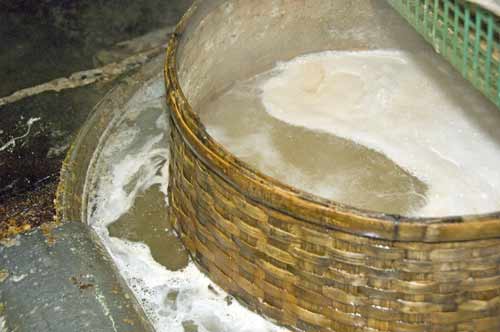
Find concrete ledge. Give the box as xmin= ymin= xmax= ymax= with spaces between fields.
xmin=0 ymin=222 xmax=153 ymax=332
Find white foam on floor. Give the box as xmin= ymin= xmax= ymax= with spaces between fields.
xmin=259 ymin=50 xmax=500 ymax=217
xmin=88 ymin=49 xmax=500 ymax=332
xmin=88 ymin=76 xmax=284 ymax=332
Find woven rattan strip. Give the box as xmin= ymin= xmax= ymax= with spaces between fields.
xmin=168 ymin=120 xmax=500 ymax=331
xmin=164 ymin=3 xmax=500 ymax=331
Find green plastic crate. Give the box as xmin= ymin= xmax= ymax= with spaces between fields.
xmin=387 ymin=0 xmax=500 ymax=108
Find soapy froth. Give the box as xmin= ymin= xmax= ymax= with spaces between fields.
xmin=87 ymin=48 xmax=500 ymax=332
xmin=201 ymin=50 xmax=500 ymax=217
xmin=88 ymin=76 xmax=284 ymax=332
xmin=260 ymin=50 xmax=500 ymax=217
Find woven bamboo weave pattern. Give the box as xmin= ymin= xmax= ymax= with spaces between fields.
xmin=168 ymin=118 xmax=500 ymax=331
xmin=164 ymin=1 xmax=500 ymax=331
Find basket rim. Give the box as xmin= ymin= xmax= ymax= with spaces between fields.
xmin=164 ymin=0 xmax=500 ymax=242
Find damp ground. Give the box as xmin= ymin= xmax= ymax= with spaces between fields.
xmin=85 ymin=74 xmax=285 ymax=332
xmin=0 ymin=2 xmax=193 ymax=331
xmin=0 ymin=0 xmax=193 ymax=235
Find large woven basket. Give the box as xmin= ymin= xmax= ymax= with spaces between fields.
xmin=165 ymin=1 xmax=500 ymax=331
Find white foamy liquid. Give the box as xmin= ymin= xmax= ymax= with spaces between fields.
xmin=88 ymin=76 xmax=284 ymax=332
xmin=215 ymin=50 xmax=500 ymax=217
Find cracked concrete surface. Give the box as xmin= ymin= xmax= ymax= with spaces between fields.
xmin=0 ymin=49 xmax=157 ymax=108
xmin=0 ymin=25 xmax=174 ymax=108
xmin=0 ymin=1 xmax=193 ymax=331
xmin=0 ymin=3 xmax=192 ymax=239
xmin=0 ymin=0 xmax=191 ymax=97
xmin=0 ymin=0 xmax=191 ymax=203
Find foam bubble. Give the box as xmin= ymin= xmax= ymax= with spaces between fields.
xmin=257 ymin=50 xmax=500 ymax=217
xmin=88 ymin=75 xmax=284 ymax=332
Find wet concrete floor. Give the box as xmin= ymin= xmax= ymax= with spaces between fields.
xmin=0 ymin=2 xmax=193 ymax=331
xmin=0 ymin=222 xmax=154 ymax=332
xmin=107 ymin=185 xmax=189 ymax=271
xmin=0 ymin=0 xmax=193 ymax=234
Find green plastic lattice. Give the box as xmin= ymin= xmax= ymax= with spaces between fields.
xmin=387 ymin=0 xmax=500 ymax=108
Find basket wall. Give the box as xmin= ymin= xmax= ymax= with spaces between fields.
xmin=168 ymin=115 xmax=500 ymax=331
xmin=165 ymin=1 xmax=500 ymax=330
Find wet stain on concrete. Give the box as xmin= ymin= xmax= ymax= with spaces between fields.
xmin=0 ymin=82 xmax=116 ymax=201
xmin=108 ymin=185 xmax=189 ymax=271
xmin=0 ymin=0 xmax=193 ymax=97
xmin=0 ymin=180 xmax=57 ymax=240
xmin=0 ymin=0 xmax=193 ymax=233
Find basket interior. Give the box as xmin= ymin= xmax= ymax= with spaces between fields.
xmin=176 ymin=0 xmax=436 ymax=110
xmin=170 ymin=0 xmax=500 ymax=220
